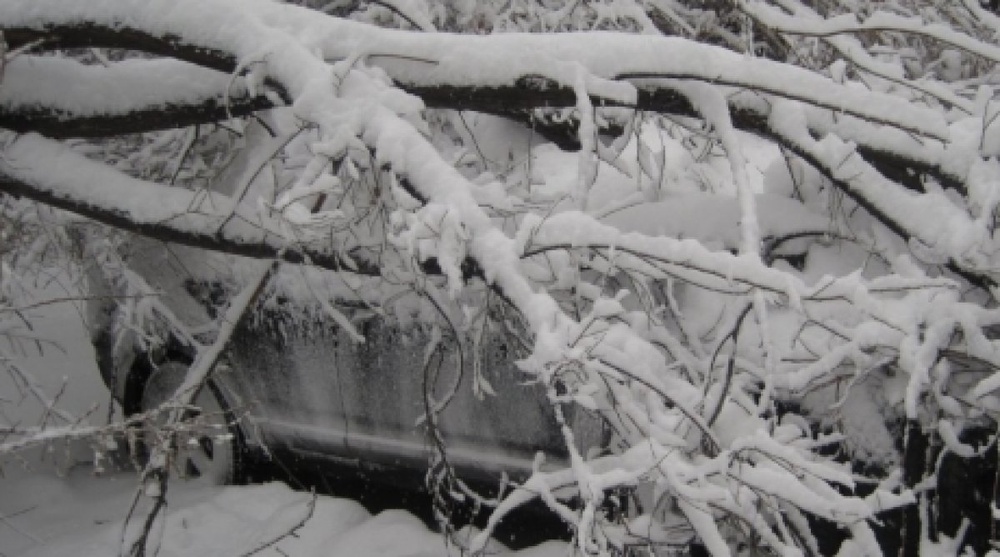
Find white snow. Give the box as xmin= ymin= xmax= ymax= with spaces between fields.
xmin=0 ymin=56 xmax=249 ymax=117
xmin=0 ymin=469 xmax=567 ymax=557
xmin=0 ymin=0 xmax=951 ymax=141
xmin=0 ymin=299 xmax=565 ymax=557
xmin=0 ymin=277 xmax=103 ymax=465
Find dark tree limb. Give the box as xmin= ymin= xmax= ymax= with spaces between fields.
xmin=0 ymin=170 xmax=380 ymax=276
xmin=0 ymin=96 xmax=277 ymax=138
xmin=767 ymin=122 xmax=996 ymax=290
xmin=4 ymin=24 xmax=239 ymax=73
xmin=2 ymin=79 xmax=961 ymax=193
xmin=1 ymin=19 xmax=964 ymax=193
xmin=0 ymin=133 xmax=480 ymax=281
xmin=0 ymin=12 xmax=983 ymax=290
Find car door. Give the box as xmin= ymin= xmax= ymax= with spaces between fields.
xmin=224 ymin=310 xmax=573 ymax=482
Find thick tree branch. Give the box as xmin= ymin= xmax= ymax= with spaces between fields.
xmin=0 ymin=55 xmax=284 ymax=138
xmin=0 ymin=97 xmax=275 ymax=138
xmin=0 ymin=3 xmax=981 ymax=295
xmin=0 ymin=11 xmax=962 ymax=192
xmin=4 ymin=24 xmax=238 ymax=73
xmin=0 ymin=73 xmax=959 ymax=192
xmin=0 ymin=133 xmax=379 ymax=275
xmin=766 ymin=110 xmax=997 ymax=289
xmin=3 ymin=3 xmax=995 ymax=552
xmin=0 ymin=172 xmax=379 ymax=273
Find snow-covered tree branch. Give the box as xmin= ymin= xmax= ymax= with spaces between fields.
xmin=3 ymin=0 xmax=1000 ymax=555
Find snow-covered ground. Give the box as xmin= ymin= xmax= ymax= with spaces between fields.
xmin=1 ymin=467 xmax=566 ymax=557
xmin=0 ymin=283 xmax=566 ymax=557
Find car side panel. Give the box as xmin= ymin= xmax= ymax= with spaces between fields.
xmin=225 ymin=316 xmax=567 ymax=480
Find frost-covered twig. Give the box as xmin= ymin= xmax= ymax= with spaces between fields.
xmin=740 ymin=0 xmax=1000 ymax=64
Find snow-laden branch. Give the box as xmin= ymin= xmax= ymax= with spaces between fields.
xmin=743 ymin=0 xmax=975 ymax=114
xmin=6 ymin=131 xmax=926 ymax=309
xmin=263 ymin=3 xmax=948 ymax=141
xmin=3 ymin=0 xmax=981 ymax=196
xmin=0 ymin=56 xmax=278 ymax=138
xmin=739 ymin=0 xmax=1000 ymax=64
xmin=3 ymin=0 xmax=1000 ymax=554
xmin=767 ymin=100 xmax=1000 ymax=286
xmin=961 ymin=0 xmax=1000 ymax=35
xmin=520 ymin=211 xmax=955 ymax=312
xmin=0 ymin=1 xmax=949 ymax=138
xmin=0 ymin=133 xmax=377 ymax=274
xmin=4 ymin=0 xmax=987 ymax=243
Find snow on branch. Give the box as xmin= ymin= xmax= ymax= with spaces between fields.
xmin=0 ymin=56 xmax=278 ymax=138
xmin=0 ymin=133 xmax=377 ymax=274
xmin=2 ymin=0 xmax=981 ymax=214
xmin=742 ymin=0 xmax=976 ymax=114
xmin=0 ymin=1 xmax=953 ymax=148
xmin=3 ymin=1 xmax=1000 ymax=555
xmin=767 ymin=100 xmax=1000 ymax=287
xmin=739 ymin=0 xmax=1000 ymax=65
xmin=1 ymin=0 xmax=981 ymax=279
xmin=520 ymin=211 xmax=956 ymax=311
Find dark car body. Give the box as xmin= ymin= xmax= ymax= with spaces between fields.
xmin=85 ymin=239 xmax=602 ymax=489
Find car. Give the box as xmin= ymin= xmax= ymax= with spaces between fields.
xmin=84 ymin=237 xmax=606 ymax=496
